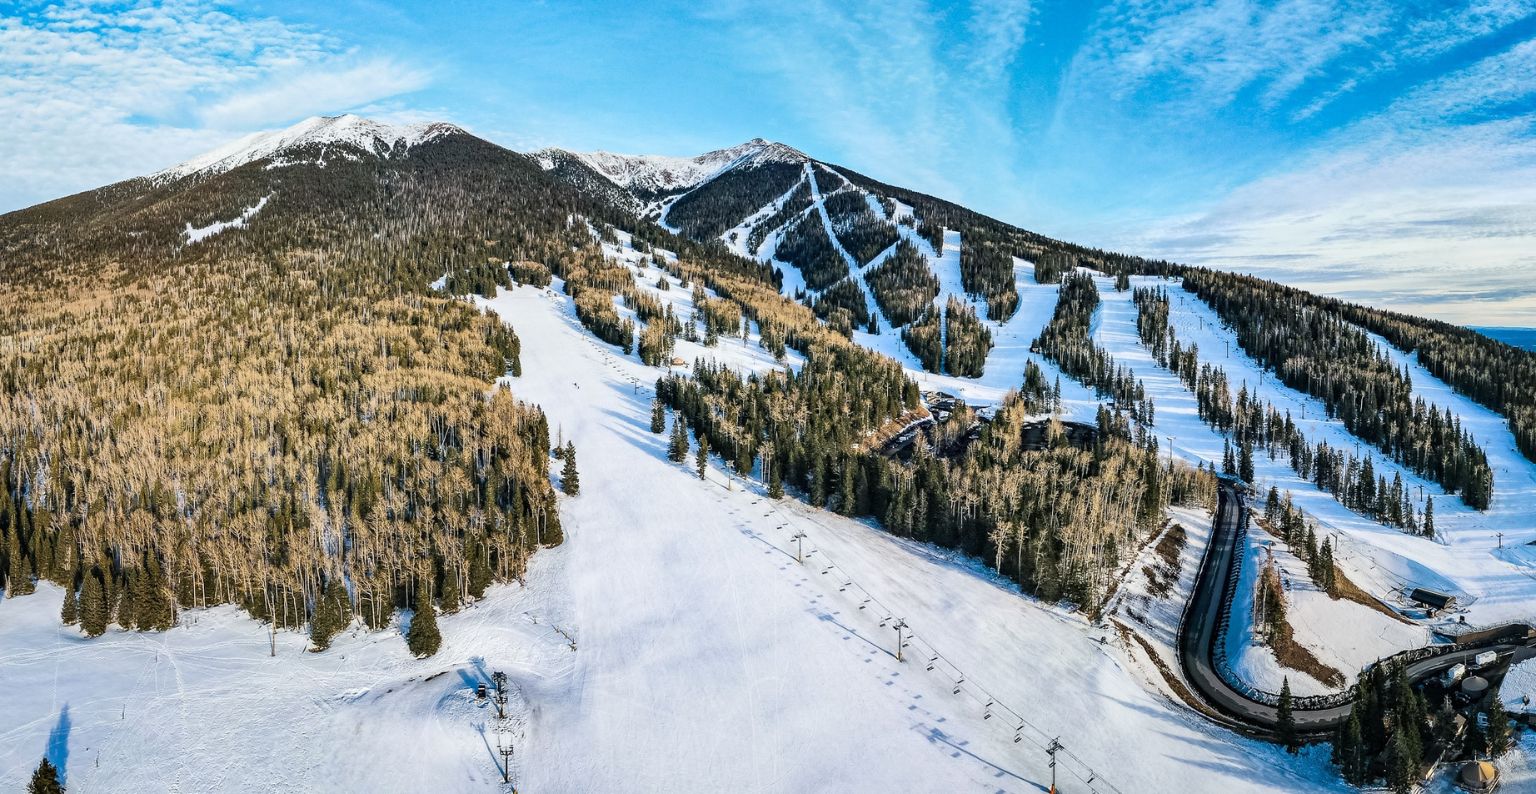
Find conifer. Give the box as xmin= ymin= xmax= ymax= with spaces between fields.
xmin=79 ymin=568 xmax=109 ymax=637
xmin=650 ymin=399 xmax=666 ymax=434
xmin=668 ymin=416 xmax=689 ymax=463
xmin=27 ymin=757 xmax=62 ymax=794
xmin=561 ymin=442 xmax=580 ymax=496
xmin=406 ymin=585 xmax=441 ymax=658
xmin=1277 ymin=677 xmax=1298 ymax=754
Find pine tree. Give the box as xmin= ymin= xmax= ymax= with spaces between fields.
xmin=59 ymin=584 xmax=78 ymax=625
xmin=1277 ymin=676 xmax=1298 ymax=754
xmin=650 ymin=399 xmax=666 ymax=434
xmin=561 ymin=442 xmax=580 ymax=496
xmin=1485 ymin=688 xmax=1513 ymax=756
xmin=1336 ymin=708 xmax=1366 ymax=785
xmin=1422 ymin=496 xmax=1435 ymax=538
xmin=467 ymin=542 xmax=492 ymax=600
xmin=767 ymin=461 xmax=784 ymax=499
xmin=668 ymin=416 xmax=689 ymax=463
xmin=1238 ymin=438 xmax=1255 ymax=483
xmin=1385 ymin=728 xmax=1415 ymax=794
xmin=7 ymin=525 xmax=34 ymax=596
xmin=309 ymin=578 xmax=349 ymax=651
xmin=406 ymin=585 xmax=441 ymax=658
xmin=79 ymin=568 xmax=109 ymax=637
xmin=27 ymin=757 xmax=62 ymax=794
xmin=695 ymin=434 xmax=709 ymax=480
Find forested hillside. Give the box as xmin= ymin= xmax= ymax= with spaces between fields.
xmin=0 ymin=130 xmax=623 ymax=649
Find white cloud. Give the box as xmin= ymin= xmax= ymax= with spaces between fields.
xmin=0 ymin=0 xmax=430 ymax=211
xmin=198 ymin=58 xmax=431 ymax=129
xmin=1127 ymin=115 xmax=1536 ymax=325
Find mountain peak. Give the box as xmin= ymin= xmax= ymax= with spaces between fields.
xmin=156 ymin=114 xmax=464 ymax=181
xmin=534 ymin=137 xmax=809 ymax=194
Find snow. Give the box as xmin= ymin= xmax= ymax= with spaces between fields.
xmin=183 ymin=194 xmax=270 ymax=244
xmin=1092 ymin=277 xmax=1536 ymax=625
xmin=535 ymin=138 xmax=808 ymax=196
xmin=156 ymin=115 xmax=460 ymax=180
xmin=0 ymin=575 xmax=568 ymax=793
xmin=1084 ymin=274 xmax=1536 ymax=698
xmin=3 ymin=271 xmax=1359 ymax=793
xmin=1224 ymin=523 xmax=1427 ymax=697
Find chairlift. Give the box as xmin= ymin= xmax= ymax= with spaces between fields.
xmin=983 ymin=699 xmax=994 ymax=720
xmin=926 ymin=654 xmax=937 ymax=671
xmin=858 ymin=598 xmax=871 ymax=610
xmin=953 ymin=676 xmax=965 ymax=695
xmin=879 ymin=617 xmax=890 ymax=627
xmin=840 ymin=580 xmax=852 ymax=592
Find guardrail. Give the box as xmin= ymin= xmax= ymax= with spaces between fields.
xmin=1207 ymin=493 xmax=1533 ymax=714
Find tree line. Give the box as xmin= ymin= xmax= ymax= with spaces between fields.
xmin=1177 ymin=273 xmax=1493 ymax=509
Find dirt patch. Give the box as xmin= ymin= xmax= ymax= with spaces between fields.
xmin=1330 ymin=563 xmax=1415 ymax=624
xmin=1145 ymin=524 xmax=1187 ymax=598
xmin=1268 ymin=624 xmax=1346 ymax=689
xmin=1113 ymin=620 xmax=1226 ymax=722
xmin=1094 ymin=519 xmax=1175 ymax=621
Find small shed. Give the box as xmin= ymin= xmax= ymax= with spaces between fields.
xmin=1457 ymin=760 xmax=1499 ymax=793
xmin=1462 ymin=675 xmax=1490 ymax=697
xmin=1409 ymin=587 xmax=1457 ymax=613
xmin=669 ymin=356 xmax=687 ymax=367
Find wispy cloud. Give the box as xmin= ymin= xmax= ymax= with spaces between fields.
xmin=198 ymin=58 xmax=432 ymax=129
xmin=0 ymin=0 xmax=430 ymax=211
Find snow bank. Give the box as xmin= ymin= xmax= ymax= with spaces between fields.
xmin=183 ymin=194 xmax=270 ymax=244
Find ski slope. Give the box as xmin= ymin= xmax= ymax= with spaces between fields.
xmin=1090 ymin=274 xmax=1536 ymax=692
xmin=3 ymin=276 xmax=1358 ymax=793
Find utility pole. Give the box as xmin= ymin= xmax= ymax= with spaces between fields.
xmin=1497 ymin=532 xmax=1504 ymax=549
xmin=1047 ymin=737 xmax=1062 ymax=794
xmin=792 ymin=531 xmax=807 ymax=563
xmin=892 ymin=618 xmax=908 ymax=662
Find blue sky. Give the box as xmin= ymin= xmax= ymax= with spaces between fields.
xmin=4 ymin=1 xmax=1536 ymax=324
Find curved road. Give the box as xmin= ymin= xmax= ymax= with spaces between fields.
xmin=1176 ymin=480 xmax=1536 ymax=736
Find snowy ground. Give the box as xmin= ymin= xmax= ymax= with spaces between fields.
xmin=1091 ymin=276 xmax=1536 ymax=647
xmin=1224 ymin=523 xmax=1427 ymax=697
xmin=0 ymin=571 xmax=568 ymax=793
xmin=3 ymin=277 xmax=1366 ymax=792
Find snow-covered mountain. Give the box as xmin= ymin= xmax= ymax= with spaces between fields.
xmin=533 ymin=137 xmax=808 ymax=196
xmin=155 ymin=114 xmax=464 ymax=180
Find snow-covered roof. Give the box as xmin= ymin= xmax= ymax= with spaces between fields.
xmin=533 ymin=138 xmax=809 ymax=193
xmin=156 ymin=114 xmax=462 ymax=181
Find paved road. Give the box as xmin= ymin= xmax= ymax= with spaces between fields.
xmin=1176 ymin=480 xmax=1536 ymax=736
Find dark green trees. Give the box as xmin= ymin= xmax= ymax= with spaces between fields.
xmin=406 ymin=586 xmax=441 ymax=658
xmin=1485 ymin=687 xmax=1513 ymax=756
xmin=650 ymin=398 xmax=666 ymax=433
xmin=1277 ymin=677 xmax=1298 ymax=754
xmin=695 ymin=434 xmax=709 ymax=480
xmin=28 ymin=758 xmax=62 ymax=794
xmin=668 ymin=416 xmax=690 ymax=463
xmin=561 ymin=442 xmax=580 ymax=496
xmin=309 ymin=578 xmax=350 ymax=651
xmin=79 ymin=567 xmax=109 ymax=637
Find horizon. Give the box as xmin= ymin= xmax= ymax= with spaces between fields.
xmin=4 ymin=1 xmax=1536 ymax=325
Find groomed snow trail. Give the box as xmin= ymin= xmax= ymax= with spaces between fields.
xmin=1 ymin=278 xmax=1356 ymax=793
xmin=477 ymin=282 xmax=1349 ymax=793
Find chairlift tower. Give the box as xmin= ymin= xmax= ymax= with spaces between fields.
xmin=1047 ymin=737 xmax=1062 ymax=794
xmin=892 ymin=618 xmax=908 ymax=662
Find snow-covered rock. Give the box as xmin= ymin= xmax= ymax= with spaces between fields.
xmin=533 ymin=138 xmax=809 ymax=194
xmin=156 ymin=114 xmax=461 ymax=181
